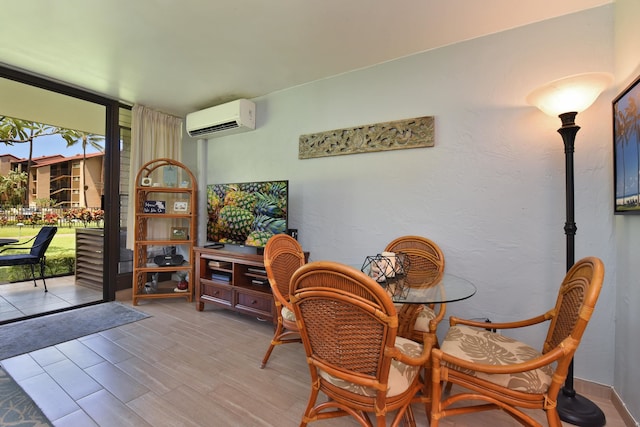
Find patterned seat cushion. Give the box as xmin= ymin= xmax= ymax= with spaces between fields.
xmin=318 ymin=337 xmax=423 ymax=397
xmin=393 ymin=304 xmax=436 ymax=332
xmin=281 ymin=305 xmax=296 ymax=322
xmin=440 ymin=325 xmax=553 ymax=393
xmin=413 ymin=306 xmax=437 ymax=332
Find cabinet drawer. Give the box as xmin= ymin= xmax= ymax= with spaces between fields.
xmin=236 ymin=291 xmax=273 ymax=316
xmin=201 ymin=282 xmax=232 ymax=305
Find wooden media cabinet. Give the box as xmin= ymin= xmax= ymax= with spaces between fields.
xmin=193 ymin=247 xmax=275 ymax=322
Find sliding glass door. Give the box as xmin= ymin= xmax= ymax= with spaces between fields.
xmin=0 ymin=66 xmax=125 ymax=322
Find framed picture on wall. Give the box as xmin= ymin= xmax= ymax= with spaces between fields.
xmin=614 ymin=73 xmax=640 ymax=214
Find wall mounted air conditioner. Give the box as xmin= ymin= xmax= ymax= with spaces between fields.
xmin=186 ymin=99 xmax=256 ymax=138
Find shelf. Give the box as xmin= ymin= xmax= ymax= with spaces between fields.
xmin=136 ymin=187 xmax=193 ymax=193
xmin=140 ymin=263 xmax=192 ymax=270
xmin=132 ymin=158 xmax=197 ymax=305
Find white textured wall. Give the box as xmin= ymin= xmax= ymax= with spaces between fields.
xmin=614 ymin=0 xmax=640 ymax=421
xmin=197 ymin=6 xmax=617 ymax=387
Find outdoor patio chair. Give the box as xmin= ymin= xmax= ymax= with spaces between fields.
xmin=0 ymin=226 xmax=58 ymax=292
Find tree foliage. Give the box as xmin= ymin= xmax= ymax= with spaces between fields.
xmin=0 ymin=116 xmax=105 ymax=207
xmin=0 ymin=169 xmax=27 ymax=205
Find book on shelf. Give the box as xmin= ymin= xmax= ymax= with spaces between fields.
xmin=252 ymin=279 xmax=269 ymax=286
xmin=208 ymin=260 xmax=231 ymax=269
xmin=211 ymin=273 xmax=231 ymax=282
xmin=247 ymin=267 xmax=267 ymax=275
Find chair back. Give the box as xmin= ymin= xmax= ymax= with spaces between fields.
xmin=543 ymin=256 xmax=604 ymax=364
xmin=30 ymin=226 xmax=58 ymax=257
xmin=385 ymin=235 xmax=445 ymax=285
xmin=428 ymin=257 xmax=604 ymax=426
xmin=290 ymin=261 xmax=398 ymax=391
xmin=263 ymin=234 xmax=305 ymax=306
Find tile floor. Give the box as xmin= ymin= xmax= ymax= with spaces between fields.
xmin=0 ymin=276 xmax=102 ymax=323
xmin=0 ymin=283 xmax=635 ymax=426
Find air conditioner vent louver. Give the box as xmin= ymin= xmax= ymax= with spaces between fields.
xmin=189 ymin=121 xmax=239 ymax=137
xmin=186 ymin=99 xmax=255 ymax=139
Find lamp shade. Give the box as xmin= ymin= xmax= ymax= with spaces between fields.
xmin=527 ymin=72 xmax=613 ymax=117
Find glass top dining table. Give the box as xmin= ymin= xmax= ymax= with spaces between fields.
xmin=371 ymin=271 xmax=477 ymax=341
xmin=385 ymin=272 xmax=477 ymax=305
xmin=352 ymin=263 xmax=477 ymax=340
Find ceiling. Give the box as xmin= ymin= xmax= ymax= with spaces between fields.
xmin=0 ymin=0 xmax=611 ymax=117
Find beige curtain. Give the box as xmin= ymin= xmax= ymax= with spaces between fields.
xmin=126 ymin=104 xmax=183 ymax=249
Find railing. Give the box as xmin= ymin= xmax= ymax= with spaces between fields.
xmin=0 ymin=207 xmax=104 ymax=228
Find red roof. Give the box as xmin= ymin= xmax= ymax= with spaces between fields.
xmin=29 ymin=152 xmax=104 ymax=168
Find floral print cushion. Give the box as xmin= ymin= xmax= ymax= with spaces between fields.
xmin=440 ymin=325 xmax=553 ymax=393
xmin=392 ymin=304 xmax=436 ymax=332
xmin=318 ymin=337 xmax=423 ymax=397
xmin=413 ymin=306 xmax=437 ymax=332
xmin=281 ymin=306 xmax=296 ymax=322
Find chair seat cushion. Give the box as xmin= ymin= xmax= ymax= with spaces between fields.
xmin=281 ymin=305 xmax=296 ymax=322
xmin=393 ymin=303 xmax=436 ymax=332
xmin=318 ymin=336 xmax=423 ymax=397
xmin=413 ymin=306 xmax=437 ymax=332
xmin=440 ymin=325 xmax=553 ymax=393
xmin=0 ymin=254 xmax=39 ymax=267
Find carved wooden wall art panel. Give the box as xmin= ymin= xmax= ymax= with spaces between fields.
xmin=298 ymin=116 xmax=434 ymax=159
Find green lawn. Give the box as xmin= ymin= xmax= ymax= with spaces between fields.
xmin=0 ymin=225 xmax=98 ymax=282
xmin=0 ymin=225 xmax=77 ymax=257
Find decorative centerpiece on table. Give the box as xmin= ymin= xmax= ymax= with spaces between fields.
xmin=361 ymin=252 xmax=410 ymax=299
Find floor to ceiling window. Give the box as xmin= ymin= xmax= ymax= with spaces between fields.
xmin=0 ymin=65 xmax=126 ymax=323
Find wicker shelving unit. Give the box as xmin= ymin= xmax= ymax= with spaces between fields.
xmin=132 ymin=158 xmax=197 ymax=305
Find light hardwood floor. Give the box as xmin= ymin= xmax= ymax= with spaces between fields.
xmin=0 ymin=289 xmax=632 ymax=426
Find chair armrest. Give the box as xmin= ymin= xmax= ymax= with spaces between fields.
xmin=0 ymin=235 xmax=37 ymax=253
xmin=449 ymin=312 xmax=550 ymax=330
xmin=429 ymin=303 xmax=446 ymax=333
xmin=0 ymin=246 xmax=30 ymax=253
xmin=386 ymin=333 xmax=435 ymax=367
xmin=281 ymin=298 xmax=294 ymax=313
xmin=3 ymin=235 xmax=36 ymax=247
xmin=0 ymin=238 xmax=52 ymax=254
xmin=432 ymin=344 xmax=565 ymax=375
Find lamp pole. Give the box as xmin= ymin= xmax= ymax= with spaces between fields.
xmin=555 ymin=111 xmax=606 ymax=427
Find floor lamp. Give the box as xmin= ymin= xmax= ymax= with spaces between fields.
xmin=527 ymin=72 xmax=612 ymax=427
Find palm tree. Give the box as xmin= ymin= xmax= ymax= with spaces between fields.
xmin=630 ymin=96 xmax=640 ymax=206
xmin=0 ymin=117 xmax=58 ymax=206
xmin=58 ymin=129 xmax=105 ymax=207
xmin=0 ymin=169 xmax=27 ymax=206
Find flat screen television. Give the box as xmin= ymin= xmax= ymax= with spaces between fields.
xmin=206 ymin=180 xmax=288 ymax=248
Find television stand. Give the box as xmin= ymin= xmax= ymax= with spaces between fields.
xmin=193 ymin=246 xmax=274 ymax=322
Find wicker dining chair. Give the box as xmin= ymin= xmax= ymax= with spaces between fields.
xmin=384 ymin=236 xmax=446 ymax=343
xmin=429 ymin=256 xmax=605 ymax=427
xmin=259 ymin=234 xmax=306 ymax=368
xmin=290 ymin=261 xmax=434 ymax=427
